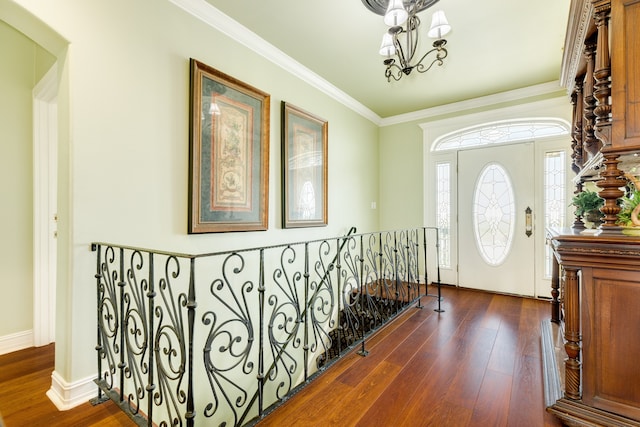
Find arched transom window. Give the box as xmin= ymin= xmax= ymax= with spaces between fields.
xmin=432 ymin=118 xmax=570 ymax=152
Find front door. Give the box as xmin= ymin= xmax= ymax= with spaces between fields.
xmin=457 ymin=142 xmax=535 ymax=296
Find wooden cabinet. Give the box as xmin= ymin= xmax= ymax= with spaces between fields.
xmin=544 ymin=228 xmax=640 ymax=426
xmin=546 ymin=0 xmax=640 ymax=424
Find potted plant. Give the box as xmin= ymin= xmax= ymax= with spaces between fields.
xmin=571 ymin=190 xmax=604 ymax=226
xmin=617 ymin=173 xmax=640 ymax=229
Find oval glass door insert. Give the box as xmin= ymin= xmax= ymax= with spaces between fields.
xmin=472 ymin=163 xmax=515 ymax=266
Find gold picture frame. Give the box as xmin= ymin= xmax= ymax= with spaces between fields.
xmin=281 ymin=102 xmax=328 ymax=228
xmin=189 ymin=59 xmax=270 ymax=233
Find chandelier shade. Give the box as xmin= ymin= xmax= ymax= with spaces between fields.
xmin=428 ymin=10 xmax=451 ymax=38
xmin=379 ymin=32 xmax=396 ymax=56
xmin=361 ymin=0 xmax=440 ymax=16
xmin=384 ymin=0 xmax=409 ymax=26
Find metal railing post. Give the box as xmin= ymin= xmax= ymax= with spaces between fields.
xmin=147 ymin=252 xmax=155 ymax=426
xmin=92 ymin=244 xmax=107 ymax=404
xmin=405 ymin=231 xmax=411 ymax=306
xmin=118 ymin=247 xmax=126 ymax=403
xmin=393 ymin=231 xmax=400 ymax=314
xmin=357 ymin=234 xmax=369 ymax=357
xmin=415 ymin=229 xmax=424 ymax=309
xmin=258 ymin=249 xmax=265 ymax=417
xmin=336 ymin=236 xmax=343 ymax=356
xmin=303 ymin=242 xmax=310 ymax=380
xmin=185 ymin=258 xmax=196 ymax=426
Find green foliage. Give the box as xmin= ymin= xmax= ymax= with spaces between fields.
xmin=571 ymin=190 xmax=604 ymax=217
xmin=617 ymin=190 xmax=640 ymax=226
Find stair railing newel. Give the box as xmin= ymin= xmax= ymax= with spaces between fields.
xmin=92 ymin=227 xmax=443 ymax=426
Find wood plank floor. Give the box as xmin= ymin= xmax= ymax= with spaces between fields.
xmin=0 ymin=286 xmax=563 ymax=426
xmin=256 ymin=286 xmax=564 ymax=427
xmin=0 ymin=344 xmax=131 ymax=426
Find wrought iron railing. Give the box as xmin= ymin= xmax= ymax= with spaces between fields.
xmin=91 ymin=227 xmax=442 ymax=426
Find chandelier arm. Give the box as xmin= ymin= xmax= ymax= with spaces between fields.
xmin=405 ymin=16 xmax=420 ymax=64
xmin=414 ymin=46 xmax=448 ymax=74
xmin=384 ymin=62 xmax=405 ymax=82
xmin=392 ymin=32 xmax=408 ymax=69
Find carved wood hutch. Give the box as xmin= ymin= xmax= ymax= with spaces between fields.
xmin=543 ymin=0 xmax=640 ymax=425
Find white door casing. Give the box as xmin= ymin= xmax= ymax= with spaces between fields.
xmin=33 ymin=65 xmax=58 ymax=346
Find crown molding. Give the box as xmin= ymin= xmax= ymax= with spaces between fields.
xmin=168 ymin=1 xmax=567 ymax=128
xmin=169 ymin=0 xmax=381 ymax=124
xmin=381 ymin=81 xmax=566 ymax=127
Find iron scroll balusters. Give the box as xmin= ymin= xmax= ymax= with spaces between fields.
xmin=92 ymin=226 xmax=443 ymax=426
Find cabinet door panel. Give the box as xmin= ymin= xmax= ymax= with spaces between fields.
xmin=582 ymin=267 xmax=640 ymax=421
xmin=612 ymin=0 xmax=640 ymax=149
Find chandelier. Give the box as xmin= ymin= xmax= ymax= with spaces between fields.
xmin=363 ymin=0 xmax=451 ymax=82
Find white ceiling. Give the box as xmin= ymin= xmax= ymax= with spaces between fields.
xmin=202 ymin=0 xmax=571 ymax=119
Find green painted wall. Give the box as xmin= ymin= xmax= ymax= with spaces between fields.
xmin=379 ymin=121 xmax=425 ymax=230
xmin=3 ymin=0 xmax=380 ymax=383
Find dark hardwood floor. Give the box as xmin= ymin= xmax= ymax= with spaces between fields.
xmin=257 ymin=286 xmax=564 ymax=427
xmin=0 ymin=286 xmax=563 ymax=426
xmin=0 ymin=344 xmax=131 ymax=426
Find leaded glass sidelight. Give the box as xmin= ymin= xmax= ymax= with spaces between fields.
xmin=473 ymin=163 xmax=515 ymax=266
xmin=544 ymin=151 xmax=566 ymax=277
xmin=436 ymin=162 xmax=451 ymax=268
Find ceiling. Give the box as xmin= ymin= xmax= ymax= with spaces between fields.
xmin=203 ymin=0 xmax=571 ymax=120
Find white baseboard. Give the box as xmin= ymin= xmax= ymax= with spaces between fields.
xmin=0 ymin=330 xmax=33 ymax=355
xmin=47 ymin=370 xmax=98 ymax=411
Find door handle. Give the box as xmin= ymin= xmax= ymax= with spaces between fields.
xmin=525 ymin=207 xmax=532 ymax=237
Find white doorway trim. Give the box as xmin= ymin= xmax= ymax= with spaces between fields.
xmin=33 ymin=64 xmax=58 ymax=347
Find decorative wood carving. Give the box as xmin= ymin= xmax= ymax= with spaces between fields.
xmin=571 ymin=79 xmax=584 ymax=174
xmin=572 ymin=180 xmax=587 ymax=230
xmin=562 ymin=266 xmax=581 ymax=401
xmin=583 ymin=38 xmax=600 ymax=159
xmin=550 ymin=250 xmax=560 ymax=323
xmin=597 ymin=151 xmax=625 ymax=230
xmin=593 ymin=0 xmax=612 ymax=147
xmin=545 ymin=228 xmax=640 ymax=425
xmin=548 ymin=0 xmax=640 ymax=424
xmin=563 ymin=0 xmax=640 ymax=234
xmin=561 ymin=0 xmax=595 ymax=92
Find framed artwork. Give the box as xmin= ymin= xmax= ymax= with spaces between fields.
xmin=281 ymin=102 xmax=328 ymax=228
xmin=188 ymin=59 xmax=270 ymax=233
